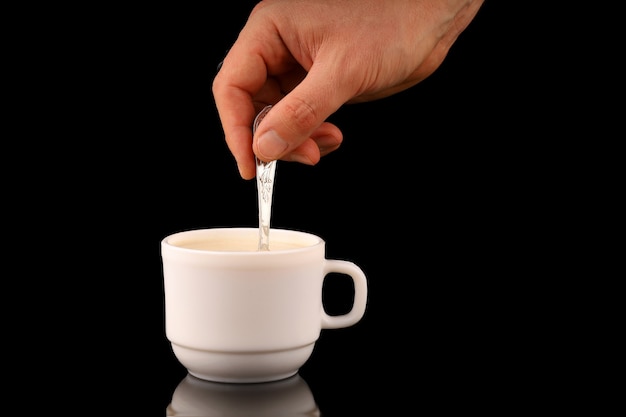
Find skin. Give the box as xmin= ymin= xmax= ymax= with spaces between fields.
xmin=212 ymin=0 xmax=486 ymax=179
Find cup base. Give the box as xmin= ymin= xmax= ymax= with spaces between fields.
xmin=171 ymin=342 xmax=316 ymax=383
xmin=189 ymin=370 xmax=298 ymax=384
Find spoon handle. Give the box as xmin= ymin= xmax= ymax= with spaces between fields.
xmin=254 ymin=105 xmax=276 ymax=251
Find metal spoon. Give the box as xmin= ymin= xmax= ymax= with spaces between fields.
xmin=253 ymin=105 xmax=276 ymax=251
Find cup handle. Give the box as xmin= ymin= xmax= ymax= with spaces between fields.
xmin=321 ymin=260 xmax=368 ymax=329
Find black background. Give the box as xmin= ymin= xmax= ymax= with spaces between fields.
xmin=27 ymin=1 xmax=547 ymax=414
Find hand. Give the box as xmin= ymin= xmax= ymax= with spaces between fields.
xmin=212 ymin=0 xmax=485 ymax=179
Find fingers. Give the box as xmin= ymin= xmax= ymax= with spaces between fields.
xmin=252 ymin=61 xmax=353 ymax=164
xmin=311 ymin=122 xmax=343 ymax=157
xmin=281 ymin=121 xmax=343 ymax=165
xmin=215 ymin=51 xmax=348 ymax=178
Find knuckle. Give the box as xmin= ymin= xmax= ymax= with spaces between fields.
xmin=281 ymin=98 xmax=318 ymax=135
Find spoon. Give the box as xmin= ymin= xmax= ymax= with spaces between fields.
xmin=253 ymin=105 xmax=276 ymax=251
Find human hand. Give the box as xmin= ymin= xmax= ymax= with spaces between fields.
xmin=212 ymin=0 xmax=485 ymax=179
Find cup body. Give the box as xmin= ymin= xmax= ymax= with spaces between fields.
xmin=161 ymin=227 xmax=367 ymax=383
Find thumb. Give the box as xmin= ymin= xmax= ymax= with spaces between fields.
xmin=253 ymin=64 xmax=353 ymax=162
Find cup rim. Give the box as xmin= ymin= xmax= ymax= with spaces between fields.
xmin=161 ymin=227 xmax=324 ymax=255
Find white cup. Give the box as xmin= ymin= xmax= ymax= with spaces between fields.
xmin=161 ymin=227 xmax=368 ymax=383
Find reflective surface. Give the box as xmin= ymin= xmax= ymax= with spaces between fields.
xmin=167 ymin=373 xmax=319 ymax=416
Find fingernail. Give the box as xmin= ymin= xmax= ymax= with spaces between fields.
xmin=257 ymin=130 xmax=288 ymax=159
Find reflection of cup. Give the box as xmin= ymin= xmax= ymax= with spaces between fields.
xmin=161 ymin=227 xmax=368 ymax=383
xmin=166 ymin=373 xmax=320 ymax=416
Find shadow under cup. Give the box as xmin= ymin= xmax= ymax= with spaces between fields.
xmin=161 ymin=227 xmax=368 ymax=383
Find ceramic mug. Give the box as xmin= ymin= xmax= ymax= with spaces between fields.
xmin=161 ymin=227 xmax=368 ymax=383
